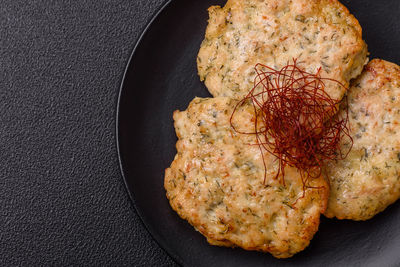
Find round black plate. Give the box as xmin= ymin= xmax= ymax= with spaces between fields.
xmin=117 ymin=0 xmax=400 ymax=266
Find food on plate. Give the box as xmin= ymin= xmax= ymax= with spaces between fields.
xmin=197 ymin=0 xmax=368 ymax=102
xmin=164 ymin=97 xmax=329 ymax=258
xmin=164 ymin=0 xmax=400 ymax=259
xmin=232 ymin=60 xmax=352 ymax=184
xmin=324 ymin=59 xmax=400 ymax=220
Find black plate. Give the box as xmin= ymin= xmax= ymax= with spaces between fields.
xmin=117 ymin=0 xmax=400 ymax=266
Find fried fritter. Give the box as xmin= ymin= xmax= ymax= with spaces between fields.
xmin=165 ymin=97 xmax=329 ymax=258
xmin=325 ymin=59 xmax=400 ymax=220
xmin=197 ymin=0 xmax=368 ymax=101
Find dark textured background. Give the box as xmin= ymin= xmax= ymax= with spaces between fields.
xmin=0 ymin=1 xmax=177 ymax=266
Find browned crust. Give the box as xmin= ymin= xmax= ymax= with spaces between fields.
xmin=197 ymin=0 xmax=368 ymax=102
xmin=324 ymin=59 xmax=400 ymax=220
xmin=165 ymin=97 xmax=329 ymax=258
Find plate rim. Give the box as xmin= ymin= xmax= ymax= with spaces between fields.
xmin=115 ymin=0 xmax=183 ymax=265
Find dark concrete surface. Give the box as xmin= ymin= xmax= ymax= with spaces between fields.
xmin=0 ymin=1 xmax=177 ymax=266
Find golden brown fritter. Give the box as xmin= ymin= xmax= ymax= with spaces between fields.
xmin=197 ymin=0 xmax=368 ymax=101
xmin=165 ymin=97 xmax=329 ymax=258
xmin=325 ymin=59 xmax=400 ymax=220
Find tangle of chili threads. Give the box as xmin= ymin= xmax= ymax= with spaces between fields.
xmin=230 ymin=59 xmax=353 ymax=203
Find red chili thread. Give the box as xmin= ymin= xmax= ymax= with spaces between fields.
xmin=230 ymin=59 xmax=353 ymax=202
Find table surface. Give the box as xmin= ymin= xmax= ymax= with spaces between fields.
xmin=0 ymin=1 xmax=177 ymax=266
